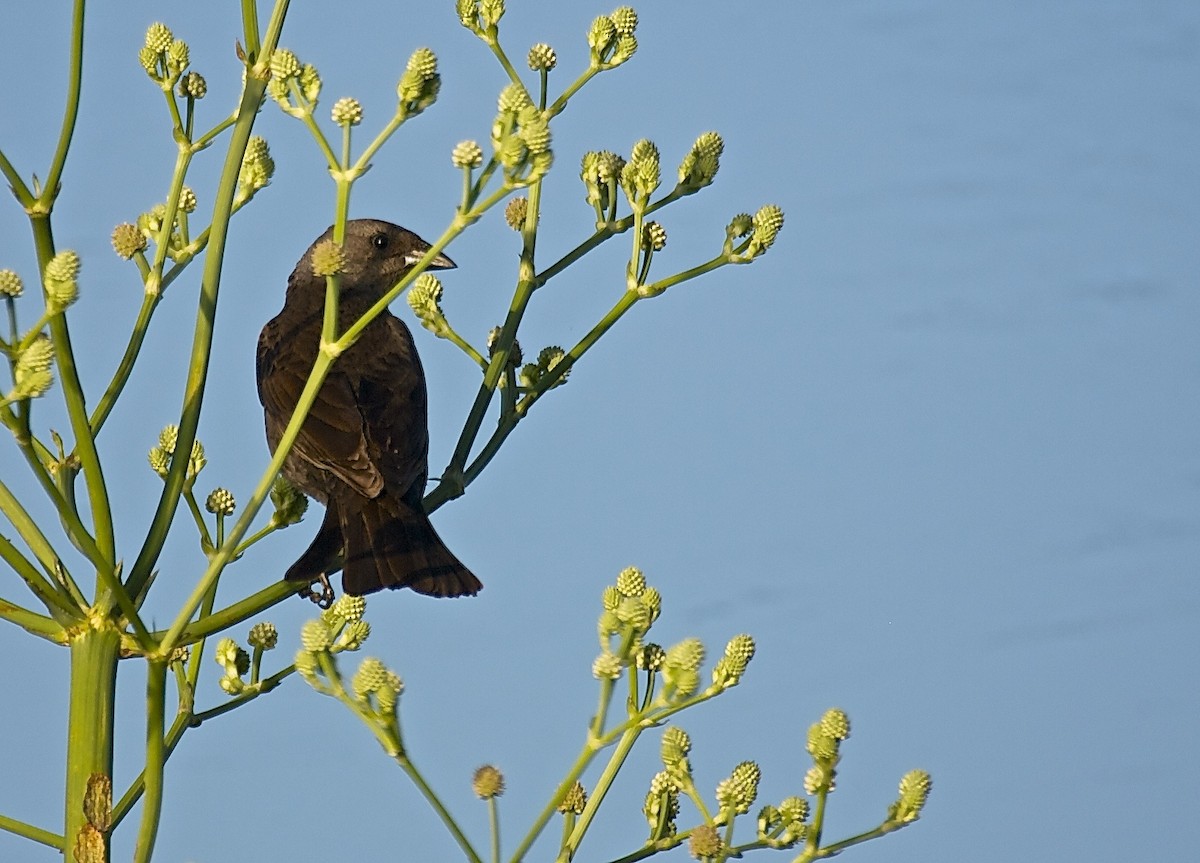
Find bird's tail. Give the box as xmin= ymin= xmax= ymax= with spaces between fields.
xmin=340 ymin=494 xmax=482 ymax=598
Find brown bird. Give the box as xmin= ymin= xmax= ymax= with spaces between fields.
xmin=256 ymin=219 xmax=481 ymax=605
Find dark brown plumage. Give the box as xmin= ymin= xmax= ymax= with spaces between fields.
xmin=256 ymin=219 xmax=481 ymax=603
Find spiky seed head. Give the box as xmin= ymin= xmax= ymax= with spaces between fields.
xmin=890 ymin=770 xmax=932 ymax=823
xmin=139 ymin=47 xmax=159 ymax=76
xmin=528 ymin=43 xmax=557 ymax=71
xmin=247 ymin=622 xmax=278 ymax=650
xmin=339 ymin=620 xmax=371 ymax=651
xmin=452 ymin=140 xmax=484 ymax=169
xmin=166 ymin=39 xmax=189 ymax=74
xmin=180 ymin=71 xmax=207 ymax=99
xmin=406 ymin=46 xmax=438 ymax=79
xmin=504 ymin=196 xmax=529 ymax=230
xmin=601 ymin=584 xmax=622 ymax=611
xmin=480 ymin=0 xmax=505 ymax=27
xmin=300 ymin=619 xmax=333 ymax=652
xmin=806 ymin=723 xmax=839 ymax=761
xmin=611 ymin=33 xmax=637 ymax=65
xmin=45 ymin=249 xmax=81 ymax=284
xmin=637 ymin=642 xmax=665 ymax=671
xmin=665 ymin=638 xmax=704 ymax=672
xmin=615 ymin=565 xmax=646 ymax=597
xmin=644 ymin=221 xmax=667 ymax=251
xmin=298 ymin=64 xmax=322 ymax=103
xmin=716 ymin=761 xmax=761 ymax=814
xmin=270 ymin=474 xmax=308 ymax=526
xmin=147 ymin=446 xmax=170 ymax=477
xmin=331 ymin=97 xmax=363 ymax=126
xmin=779 ymin=796 xmax=809 ymax=824
xmin=660 ymin=727 xmax=691 ymax=766
xmin=269 ymin=48 xmax=301 ymax=80
xmin=498 ymin=82 xmax=532 ymax=113
xmin=689 ymin=824 xmax=723 ymax=860
xmin=293 ymin=649 xmax=319 ymax=680
xmin=144 ymin=22 xmax=173 ymax=53
xmin=803 ymin=765 xmax=834 ymax=795
xmin=352 ymin=657 xmax=389 ymax=697
xmin=558 ymin=781 xmax=587 ymax=814
xmin=820 ymin=707 xmax=850 ymax=741
xmin=310 ymin=239 xmax=346 ymax=277
xmin=332 ymin=593 xmax=367 ymax=623
xmin=592 ymin=651 xmax=622 ymax=679
xmin=456 ymin=0 xmax=480 ymax=29
xmin=641 ymin=587 xmax=661 ymax=621
xmin=205 ymin=488 xmax=235 ymax=515
xmin=611 ymin=6 xmax=638 ymax=35
xmin=16 ymin=335 xmax=54 ymax=372
xmin=0 ymin=269 xmax=24 ymax=297
xmin=748 ymin=204 xmax=785 ymax=255
xmin=729 ymin=213 xmax=754 ymax=238
xmin=158 ymin=424 xmax=179 ymax=453
xmin=616 ymin=596 xmax=651 ymax=631
xmin=588 ymin=16 xmax=617 ymax=54
xmin=472 ymin=764 xmax=506 ymax=798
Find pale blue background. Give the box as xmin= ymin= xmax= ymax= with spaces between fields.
xmin=1 ymin=2 xmax=1196 ymax=861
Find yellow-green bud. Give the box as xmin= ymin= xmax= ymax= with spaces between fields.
xmin=270 ymin=48 xmax=301 ymax=80
xmin=44 ymin=250 xmax=80 ymax=309
xmin=110 ymin=224 xmax=146 ymax=260
xmin=205 ymin=488 xmax=235 ymax=516
xmin=480 ymin=0 xmax=505 ymax=28
xmin=168 ymin=646 xmax=190 ymax=665
xmin=166 ymin=39 xmax=189 ymax=74
xmin=616 ymin=596 xmax=650 ymax=630
xmin=688 ymin=824 xmax=723 ymax=860
xmin=820 ymin=708 xmax=850 ymax=741
xmin=331 ymin=97 xmax=363 ymax=126
xmin=803 ymin=765 xmax=834 ymax=795
xmin=179 ymin=71 xmax=207 ymax=99
xmin=0 ymin=269 xmax=23 ymax=297
xmin=728 ymin=213 xmax=754 ymax=238
xmin=300 ymin=619 xmax=333 ymax=652
xmin=806 ymin=723 xmax=839 ymax=761
xmin=588 ymin=16 xmax=617 ymax=57
xmin=643 ymin=770 xmax=680 ymax=837
xmin=293 ymin=649 xmax=319 ymax=680
xmin=214 ymin=637 xmax=239 ymax=668
xmin=890 ymin=770 xmax=932 ymax=823
xmin=615 ymin=565 xmax=646 ymax=597
xmin=644 ymin=221 xmax=667 ymax=251
xmin=247 ymin=622 xmax=278 ymax=650
xmin=473 ymin=764 xmax=505 ymax=798
xmin=332 ymin=593 xmax=367 ymax=623
xmin=558 ymin=781 xmax=587 ymax=814
xmin=528 ymin=43 xmax=557 ymax=71
xmin=592 ymin=651 xmax=622 ymax=680
xmin=611 ymin=34 xmax=637 ymax=65
xmin=145 ymin=23 xmax=173 ymax=53
xmin=713 ymin=633 xmax=755 ymax=687
xmin=139 ymin=46 xmax=159 ymax=76
xmin=504 ymin=196 xmax=529 ymax=230
xmin=310 ymin=240 xmax=345 ymax=277
xmin=377 ymin=669 xmax=404 ymax=712
xmin=519 ymin=110 xmax=552 ymax=155
xmin=602 ymin=584 xmax=621 ymax=611
xmin=158 ymin=424 xmax=179 ymax=453
xmin=679 ymin=131 xmax=724 ymax=190
xmin=176 ymin=187 xmax=197 ymax=215
xmin=637 ymin=642 xmax=665 ymax=671
xmin=407 ymin=46 xmax=439 ymax=79
xmin=12 ymin=335 xmax=55 ymax=399
xmin=665 ymin=638 xmax=704 ymax=672
xmin=407 ymin=274 xmax=449 ymax=338
xmin=716 ymin=761 xmax=760 ymax=814
xmin=779 ymin=796 xmax=809 ymax=824
xmin=352 ymin=657 xmax=389 ymax=697
xmin=187 ymin=438 xmax=206 ymax=478
xmin=757 ymin=804 xmax=782 ymax=838
xmin=660 ymin=726 xmax=691 ymax=766
xmin=498 ymin=82 xmax=532 ymax=113
xmin=270 ymin=474 xmax=308 ymax=526
xmin=642 ymin=587 xmax=661 ymax=621
xmin=219 ymin=676 xmax=244 ymax=695
xmin=452 ymin=140 xmax=484 ymax=169
xmin=457 ymin=0 xmax=480 ymax=29
xmin=748 ymin=204 xmax=785 ymax=256
xmin=611 ymin=6 xmax=638 ymax=35
xmin=238 ymin=136 xmax=275 ymax=197
xmin=297 ymin=64 xmax=321 ymax=102
xmin=339 ymin=620 xmax=371 ymax=651
xmin=147 ymin=446 xmax=170 ymax=478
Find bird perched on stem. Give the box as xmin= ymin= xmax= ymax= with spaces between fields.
xmin=257 ymin=219 xmax=481 ymax=606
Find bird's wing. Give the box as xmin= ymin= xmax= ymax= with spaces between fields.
xmin=257 ymin=316 xmax=386 ymax=498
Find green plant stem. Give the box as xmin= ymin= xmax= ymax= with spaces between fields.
xmin=190 ymin=664 xmax=292 ymax=724
xmin=0 ymin=813 xmax=62 ymax=849
xmin=89 ymin=294 xmax=157 ymax=435
xmin=63 ymin=624 xmax=119 ymax=858
xmin=155 ymin=579 xmax=296 ymax=649
xmin=38 ymin=0 xmax=85 ymax=216
xmin=0 ymin=147 xmax=33 ymax=207
xmin=241 ymin=0 xmax=262 ymax=60
xmin=0 ymin=476 xmax=80 ymax=615
xmin=111 ymin=711 xmax=190 ymax=829
xmin=395 ymin=754 xmax=484 ymax=863
xmin=488 ymin=796 xmax=501 ymax=863
xmin=556 ymin=727 xmax=643 ymax=863
xmin=133 ymin=660 xmax=167 ymax=863
xmin=0 ymin=593 xmax=65 ymax=643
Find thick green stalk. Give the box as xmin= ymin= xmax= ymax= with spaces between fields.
xmin=555 ymin=727 xmax=643 ymax=863
xmin=63 ymin=624 xmax=119 ymax=858
xmin=132 ymin=661 xmax=167 ymax=863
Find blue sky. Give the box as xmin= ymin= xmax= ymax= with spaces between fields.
xmin=1 ymin=2 xmax=1197 ymax=861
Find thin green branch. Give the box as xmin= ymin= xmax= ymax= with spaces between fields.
xmin=0 ymin=592 xmax=67 ymax=643
xmin=395 ymin=754 xmax=485 ymax=863
xmin=0 ymin=812 xmax=63 ymax=850
xmin=132 ymin=661 xmax=167 ymax=863
xmin=0 ymin=147 xmax=34 ymax=207
xmin=39 ymin=0 xmax=86 ymax=213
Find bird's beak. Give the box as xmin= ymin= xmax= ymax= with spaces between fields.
xmin=406 ymin=250 xmax=456 ymax=271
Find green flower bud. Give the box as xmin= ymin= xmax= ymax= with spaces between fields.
xmin=688 ymin=824 xmax=722 ymax=860
xmin=601 ymin=585 xmax=621 ymax=611
xmin=44 ymin=250 xmax=81 ymax=309
xmin=519 ymin=110 xmax=552 ymax=155
xmin=187 ymin=438 xmax=206 ymax=479
xmin=310 ymin=239 xmax=345 ymax=277
xmin=665 ymin=638 xmax=704 ymax=672
xmin=168 ymin=646 xmax=190 ymax=665
xmin=728 ymin=212 xmax=754 ymax=238
xmin=803 ymin=764 xmax=834 ymax=795
xmin=806 ymin=723 xmax=839 ymax=762
xmin=712 ymin=633 xmax=755 ymax=687
xmin=110 ymin=224 xmax=146 ymax=260
xmin=293 ymin=649 xmax=319 ymax=680
xmin=660 ymin=726 xmax=691 ymax=767
xmin=9 ymin=335 xmax=54 ymax=400
xmin=889 ymin=770 xmax=932 ymax=823
xmin=269 ymin=48 xmax=301 ymax=81
xmin=528 ymin=43 xmax=557 ymax=71
xmin=300 ymin=618 xmax=333 ymax=652
xmin=139 ymin=46 xmax=160 ymax=77
xmin=615 ymin=596 xmax=651 ymax=631
xmin=376 ymin=669 xmax=404 ymax=712
xmin=457 ymin=0 xmax=480 ymax=29
xmin=588 ymin=16 xmax=617 ymax=58
xmin=716 ymin=761 xmax=760 ymax=814
xmin=144 ymin=23 xmax=173 ymax=53
xmin=147 ymin=446 xmax=170 ymax=478
xmin=747 ymin=204 xmax=785 ymax=256
xmin=598 ymin=609 xmax=621 ymax=640
xmin=615 ymin=565 xmax=646 ymax=597
xmin=205 ymin=487 xmax=235 ymax=516
xmin=621 ymin=139 xmax=660 ymax=202
xmin=219 ymin=676 xmax=244 ymax=695
xmin=558 ymin=781 xmax=587 ymax=814
xmin=636 ymin=642 xmax=665 ymax=671
xmin=472 ymin=764 xmax=505 ymax=798
xmin=331 ymin=96 xmax=363 ymax=126
xmin=407 ymin=273 xmax=449 ymax=338
xmin=332 ymin=593 xmax=367 ymax=623
xmin=498 ymin=83 xmax=532 ymax=113
xmin=779 ymin=795 xmax=809 ymax=824
xmin=237 ymin=136 xmax=275 ymax=199
xmin=757 ymin=804 xmax=781 ymax=838
xmin=0 ymin=269 xmax=23 ymax=297
xmin=592 ymin=651 xmax=622 ymax=680
xmin=339 ymin=620 xmax=371 ymax=651
xmin=612 ymin=6 xmax=638 ymax=35
xmin=642 ymin=587 xmax=661 ymax=622
xmin=480 ymin=0 xmax=505 ymax=28
xmin=611 ymin=33 xmax=637 ymax=65
xmin=452 ymin=140 xmax=484 ymax=169
xmin=398 ymin=48 xmax=439 ymax=112
xmin=270 ymin=474 xmax=309 ymax=526
xmin=247 ymin=622 xmax=278 ymax=650
xmin=678 ymin=131 xmax=724 ymax=190
xmin=352 ymin=656 xmax=389 ymax=697
xmin=643 ymin=221 xmax=667 ymax=251
xmin=158 ymin=424 xmax=179 ymax=453
xmin=298 ymin=64 xmax=321 ymax=103
xmin=166 ymin=39 xmax=189 ymax=74
xmin=214 ymin=637 xmax=240 ymax=668
xmin=504 ymin=196 xmax=529 ymax=230
xmin=817 ymin=710 xmax=850 ymax=745
xmin=179 ymin=71 xmax=207 ymax=99
xmin=643 ymin=771 xmax=680 ymax=838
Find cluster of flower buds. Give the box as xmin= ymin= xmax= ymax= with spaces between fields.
xmin=457 ymin=0 xmax=507 ymax=38
xmin=147 ymin=424 xmax=206 ymax=485
xmin=6 ymin=332 xmax=54 ymax=402
xmin=491 ymin=83 xmax=553 ymax=185
xmin=43 ymin=250 xmax=81 ymax=312
xmin=397 ymin=47 xmax=441 ymax=118
xmin=517 ymin=346 xmax=568 ymax=391
xmin=138 ymin=22 xmax=192 ymax=88
xmin=619 ymin=139 xmax=661 ymax=209
xmin=888 ymin=770 xmax=932 ymax=825
xmin=269 ymin=475 xmax=309 ymax=528
xmin=214 ymin=636 xmax=252 ymax=695
xmin=756 ymin=794 xmax=811 ymax=847
xmin=235 ymin=136 xmax=275 ymax=207
xmin=642 ymin=768 xmax=681 ymax=841
xmin=588 ymin=7 xmax=639 ymax=70
xmin=580 ymin=150 xmax=626 ymax=222
xmin=594 ymin=566 xmax=661 ymax=680
xmin=267 ymin=48 xmax=322 ymax=118
xmin=407 ymin=274 xmax=452 ymax=339
xmin=677 ymin=132 xmax=724 ymax=194
xmin=725 ymin=205 xmax=785 ymax=263
xmin=129 ymin=186 xmax=198 ymax=263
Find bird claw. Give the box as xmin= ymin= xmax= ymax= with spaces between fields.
xmin=298 ymin=573 xmax=335 ymax=609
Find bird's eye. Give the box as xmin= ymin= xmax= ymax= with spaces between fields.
xmin=371 ymin=233 xmax=389 ymax=250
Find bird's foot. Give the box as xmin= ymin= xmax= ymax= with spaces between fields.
xmin=298 ymin=573 xmax=335 ymax=609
